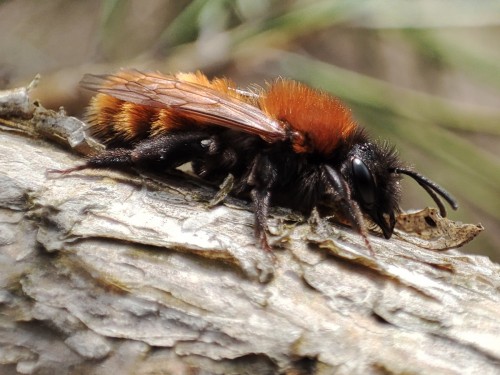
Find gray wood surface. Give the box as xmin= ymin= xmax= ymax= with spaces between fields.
xmin=0 ymin=82 xmax=499 ymax=375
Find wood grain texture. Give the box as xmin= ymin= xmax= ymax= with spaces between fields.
xmin=0 ymin=83 xmax=499 ymax=375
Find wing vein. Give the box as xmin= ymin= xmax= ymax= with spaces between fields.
xmin=81 ymin=71 xmax=287 ymax=143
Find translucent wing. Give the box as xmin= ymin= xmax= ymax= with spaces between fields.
xmin=80 ymin=70 xmax=287 ymax=143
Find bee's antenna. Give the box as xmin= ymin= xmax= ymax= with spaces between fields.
xmin=391 ymin=168 xmax=458 ymax=217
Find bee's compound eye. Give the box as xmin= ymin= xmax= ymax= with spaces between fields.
xmin=351 ymin=157 xmax=376 ymax=208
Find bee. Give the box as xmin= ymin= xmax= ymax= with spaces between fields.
xmin=54 ymin=70 xmax=458 ymax=250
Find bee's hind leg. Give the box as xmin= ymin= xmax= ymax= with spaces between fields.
xmin=47 ymin=148 xmax=133 ymax=175
xmin=129 ymin=132 xmax=214 ymax=169
xmin=49 ymin=131 xmax=215 ymax=175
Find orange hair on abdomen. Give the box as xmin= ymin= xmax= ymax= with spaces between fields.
xmin=85 ymin=71 xmax=246 ymax=146
xmin=259 ymin=79 xmax=358 ymax=155
xmin=86 ymin=94 xmax=157 ymax=145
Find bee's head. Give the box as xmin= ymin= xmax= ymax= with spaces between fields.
xmin=341 ymin=142 xmax=402 ymax=238
xmin=339 ymin=141 xmax=458 ymax=239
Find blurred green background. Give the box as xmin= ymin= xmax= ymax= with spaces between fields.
xmin=1 ymin=0 xmax=499 ymax=260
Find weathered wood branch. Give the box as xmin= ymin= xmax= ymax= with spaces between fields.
xmin=0 ymin=81 xmax=499 ymax=374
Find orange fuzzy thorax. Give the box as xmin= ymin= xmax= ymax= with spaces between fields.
xmin=259 ymin=79 xmax=358 ymax=155
xmin=85 ymin=72 xmax=357 ymax=154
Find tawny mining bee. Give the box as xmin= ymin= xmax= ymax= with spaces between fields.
xmin=53 ymin=70 xmax=458 ymax=250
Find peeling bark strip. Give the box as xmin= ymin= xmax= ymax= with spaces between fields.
xmin=0 ymin=81 xmax=499 ymax=374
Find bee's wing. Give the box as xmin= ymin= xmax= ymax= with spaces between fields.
xmin=80 ymin=70 xmax=287 ymax=143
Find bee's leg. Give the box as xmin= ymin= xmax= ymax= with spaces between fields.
xmin=322 ymin=165 xmax=373 ymax=254
xmin=49 ymin=131 xmax=215 ymax=174
xmin=250 ymin=189 xmax=273 ymax=251
xmin=248 ymin=154 xmax=277 ymax=251
xmin=130 ymin=132 xmax=215 ymax=168
xmin=207 ymin=174 xmax=235 ymax=207
xmin=47 ymin=148 xmax=133 ymax=174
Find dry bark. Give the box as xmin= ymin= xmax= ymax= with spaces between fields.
xmin=0 ymin=80 xmax=499 ymax=375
